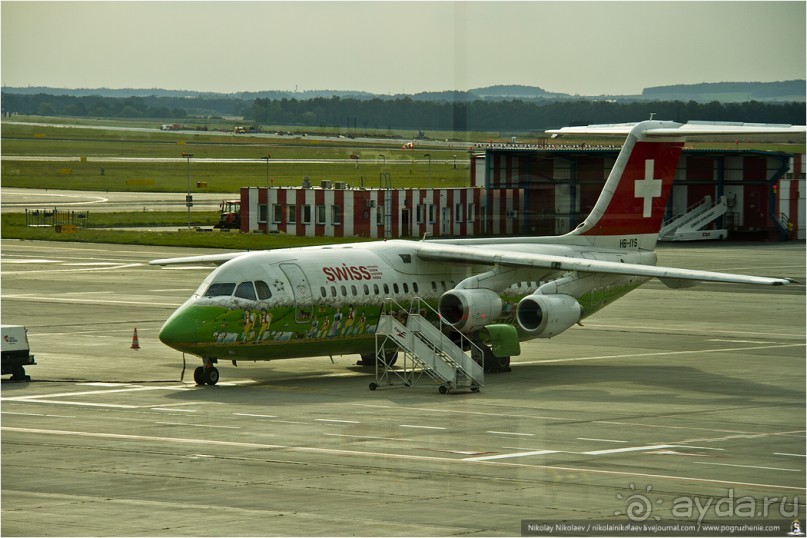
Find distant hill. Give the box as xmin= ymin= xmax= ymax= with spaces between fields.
xmin=0 ymin=86 xmax=385 ymax=101
xmin=0 ymin=86 xmax=222 ymax=99
xmin=469 ymin=84 xmax=569 ymax=100
xmin=3 ymin=80 xmax=802 ymax=103
xmin=642 ymin=80 xmax=805 ymax=102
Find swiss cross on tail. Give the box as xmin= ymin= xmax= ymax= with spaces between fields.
xmin=635 ymin=160 xmax=663 ymax=217
xmin=582 ymin=140 xmax=683 ymax=237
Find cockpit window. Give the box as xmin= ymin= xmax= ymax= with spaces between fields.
xmin=235 ymin=282 xmax=257 ymax=300
xmin=204 ymin=283 xmax=236 ymax=297
xmin=255 ymin=280 xmax=272 ymax=300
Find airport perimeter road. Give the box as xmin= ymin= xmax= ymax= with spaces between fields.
xmin=2 ymin=240 xmax=805 ymax=536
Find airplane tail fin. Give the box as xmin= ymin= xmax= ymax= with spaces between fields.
xmin=548 ymin=120 xmax=805 ymax=251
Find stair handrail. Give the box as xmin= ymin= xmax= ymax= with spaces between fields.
xmin=679 ymin=196 xmax=728 ymax=232
xmin=662 ymin=195 xmax=712 ymax=227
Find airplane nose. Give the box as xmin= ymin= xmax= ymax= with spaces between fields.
xmin=159 ymin=306 xmax=203 ymax=349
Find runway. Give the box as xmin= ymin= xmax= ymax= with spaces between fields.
xmin=2 ymin=240 xmax=804 ymax=536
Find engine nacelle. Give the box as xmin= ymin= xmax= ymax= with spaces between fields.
xmin=516 ymin=294 xmax=582 ymax=338
xmin=438 ymin=289 xmax=503 ymax=333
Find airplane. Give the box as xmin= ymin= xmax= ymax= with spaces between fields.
xmin=151 ymin=120 xmax=804 ymax=386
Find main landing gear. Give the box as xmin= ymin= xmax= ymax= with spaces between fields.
xmin=472 ymin=342 xmax=511 ymax=373
xmin=358 ymin=352 xmax=398 ymax=367
xmin=193 ymin=357 xmax=219 ymax=386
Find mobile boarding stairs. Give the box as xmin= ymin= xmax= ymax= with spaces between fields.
xmin=371 ymin=298 xmax=484 ymax=394
xmin=659 ymin=195 xmax=728 ymax=241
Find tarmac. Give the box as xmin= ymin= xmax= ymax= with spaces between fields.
xmin=1 ymin=239 xmax=805 ymax=536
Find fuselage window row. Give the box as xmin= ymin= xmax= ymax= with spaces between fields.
xmin=312 ymin=280 xmax=430 ymax=300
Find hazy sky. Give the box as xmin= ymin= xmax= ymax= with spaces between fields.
xmin=2 ymin=1 xmax=805 ymax=95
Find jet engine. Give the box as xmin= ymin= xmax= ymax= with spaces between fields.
xmin=438 ymin=289 xmax=503 ymax=333
xmin=516 ymin=294 xmax=582 ymax=338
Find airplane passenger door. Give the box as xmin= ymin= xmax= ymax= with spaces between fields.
xmin=279 ymin=263 xmax=313 ymax=322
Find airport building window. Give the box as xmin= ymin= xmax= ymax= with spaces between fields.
xmin=332 ymin=205 xmax=342 ymax=225
xmin=287 ymin=205 xmax=296 ymax=224
xmin=204 ymin=282 xmax=235 ymax=297
xmin=255 ymin=280 xmax=272 ymax=300
xmin=272 ymin=204 xmax=283 ymax=224
xmin=467 ymin=203 xmax=475 ymax=222
xmin=376 ymin=206 xmax=383 ymax=226
xmin=428 ymin=204 xmax=435 ymax=224
xmin=235 ymin=282 xmax=257 ymax=301
xmin=303 ymin=205 xmax=312 ymax=224
xmin=316 ymin=205 xmax=327 ymax=225
xmin=416 ymin=205 xmax=424 ymax=224
xmin=455 ymin=203 xmax=463 ymax=222
xmin=258 ymin=205 xmax=268 ymax=224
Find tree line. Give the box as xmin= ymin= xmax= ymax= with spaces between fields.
xmin=3 ymin=92 xmax=804 ymax=132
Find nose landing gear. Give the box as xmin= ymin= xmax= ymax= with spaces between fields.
xmin=193 ymin=357 xmax=219 ymax=386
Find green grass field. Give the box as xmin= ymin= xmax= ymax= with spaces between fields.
xmin=2 ymin=120 xmax=474 ymax=192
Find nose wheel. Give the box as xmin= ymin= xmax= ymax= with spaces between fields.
xmin=193 ymin=358 xmax=220 ymax=385
xmin=193 ymin=366 xmax=220 ymax=385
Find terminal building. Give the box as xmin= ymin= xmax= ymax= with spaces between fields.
xmin=238 ymin=147 xmax=805 ymax=241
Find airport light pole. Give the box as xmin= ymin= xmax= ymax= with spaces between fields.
xmin=182 ymin=153 xmax=193 ymax=228
xmin=261 ymin=154 xmax=271 ymax=235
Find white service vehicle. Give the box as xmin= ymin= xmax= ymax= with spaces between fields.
xmin=2 ymin=325 xmax=36 ymax=381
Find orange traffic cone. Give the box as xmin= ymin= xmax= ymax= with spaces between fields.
xmin=130 ymin=328 xmax=140 ymax=350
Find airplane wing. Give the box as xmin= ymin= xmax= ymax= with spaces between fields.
xmin=548 ymin=121 xmax=806 ymax=138
xmin=415 ymin=242 xmax=791 ymax=286
xmin=149 ymin=252 xmax=244 ymax=266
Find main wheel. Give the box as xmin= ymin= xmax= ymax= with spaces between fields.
xmin=490 ymin=355 xmax=511 ymax=372
xmin=383 ymin=351 xmax=398 ymax=366
xmin=204 ymin=367 xmax=220 ymax=386
xmin=476 ymin=344 xmax=510 ymax=373
xmin=358 ymin=352 xmax=398 ymax=367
